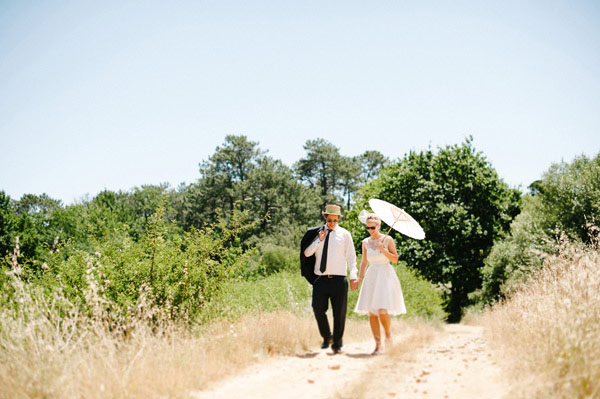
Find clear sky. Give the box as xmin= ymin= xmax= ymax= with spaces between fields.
xmin=1 ymin=1 xmax=599 ymax=205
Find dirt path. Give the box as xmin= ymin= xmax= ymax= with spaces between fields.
xmin=191 ymin=324 xmax=506 ymax=399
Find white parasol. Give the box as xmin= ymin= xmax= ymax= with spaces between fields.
xmin=367 ymin=198 xmax=425 ymax=240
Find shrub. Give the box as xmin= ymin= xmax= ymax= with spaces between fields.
xmin=481 ymin=152 xmax=600 ymax=303
xmin=1 ymin=208 xmax=258 ymax=324
xmin=258 ymin=244 xmax=298 ymax=274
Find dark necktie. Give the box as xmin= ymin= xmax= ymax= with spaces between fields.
xmin=319 ymin=229 xmax=331 ymax=273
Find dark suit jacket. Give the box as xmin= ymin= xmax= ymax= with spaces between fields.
xmin=300 ymin=226 xmax=323 ymax=285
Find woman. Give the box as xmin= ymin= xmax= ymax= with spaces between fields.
xmin=354 ymin=213 xmax=406 ymax=355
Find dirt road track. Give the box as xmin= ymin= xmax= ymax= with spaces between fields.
xmin=191 ymin=324 xmax=506 ymax=399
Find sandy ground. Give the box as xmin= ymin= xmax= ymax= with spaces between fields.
xmin=191 ymin=323 xmax=506 ymax=399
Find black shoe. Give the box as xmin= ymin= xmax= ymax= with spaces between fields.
xmin=321 ymin=336 xmax=332 ymax=349
xmin=332 ymin=346 xmax=343 ymax=355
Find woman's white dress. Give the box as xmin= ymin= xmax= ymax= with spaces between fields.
xmin=354 ymin=236 xmax=407 ymax=315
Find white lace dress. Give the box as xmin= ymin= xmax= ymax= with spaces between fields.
xmin=354 ymin=236 xmax=407 ymax=315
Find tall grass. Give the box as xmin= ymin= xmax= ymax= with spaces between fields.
xmin=0 ymin=230 xmax=444 ymax=398
xmin=0 ymin=246 xmax=320 ymax=399
xmin=0 ymin=272 xmax=319 ymax=398
xmin=0 ymin=252 xmax=372 ymax=399
xmin=484 ymin=234 xmax=600 ymax=398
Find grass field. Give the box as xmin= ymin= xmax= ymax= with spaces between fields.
xmin=484 ymin=239 xmax=600 ymax=398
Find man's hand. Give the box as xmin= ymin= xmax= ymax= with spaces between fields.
xmin=318 ymin=228 xmax=327 ymax=241
xmin=350 ymin=278 xmax=359 ymax=291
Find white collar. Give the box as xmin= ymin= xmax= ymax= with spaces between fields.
xmin=325 ymin=224 xmax=339 ymax=232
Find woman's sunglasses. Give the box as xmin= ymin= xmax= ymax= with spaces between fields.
xmin=366 ymin=226 xmax=377 ymax=230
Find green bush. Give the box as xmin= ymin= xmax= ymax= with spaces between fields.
xmin=258 ymin=244 xmax=298 ymax=274
xmin=1 ymin=208 xmax=258 ymax=324
xmin=480 ymin=152 xmax=600 ymax=303
xmin=236 ymin=244 xmax=298 ymax=279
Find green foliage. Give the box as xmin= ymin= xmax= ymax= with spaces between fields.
xmin=348 ymin=138 xmax=520 ymax=321
xmin=294 ymin=138 xmax=388 ymax=209
xmin=251 ymin=244 xmax=298 ymax=277
xmin=356 ymin=150 xmax=389 ymax=186
xmin=0 ymin=191 xmax=16 ymax=260
xmin=480 ymin=152 xmax=600 ymax=302
xmin=0 ymin=185 xmax=183 ymax=275
xmin=1 ymin=206 xmax=258 ymax=323
xmin=294 ymin=138 xmax=346 ymax=205
xmin=9 ymin=193 xmax=63 ymax=267
xmin=533 ymin=154 xmax=600 ymax=242
xmin=183 ymin=135 xmax=322 ymax=235
xmin=395 ymin=263 xmax=447 ymax=319
xmin=3 ymin=136 xmax=529 ymax=325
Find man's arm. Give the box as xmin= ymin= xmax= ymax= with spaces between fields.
xmin=304 ymin=237 xmax=322 ymax=257
xmin=303 ymin=227 xmax=325 ymax=257
xmin=345 ymin=231 xmax=358 ymax=281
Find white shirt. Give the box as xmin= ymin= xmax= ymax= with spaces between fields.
xmin=303 ymin=224 xmax=358 ymax=280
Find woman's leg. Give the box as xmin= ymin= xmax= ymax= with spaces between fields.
xmin=369 ymin=313 xmax=381 ymax=353
xmin=379 ymin=309 xmax=392 ymax=341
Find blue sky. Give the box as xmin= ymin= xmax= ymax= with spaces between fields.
xmin=1 ymin=1 xmax=599 ymax=204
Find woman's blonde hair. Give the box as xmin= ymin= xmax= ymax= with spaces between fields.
xmin=365 ymin=213 xmax=381 ymax=226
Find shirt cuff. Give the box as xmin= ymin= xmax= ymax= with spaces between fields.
xmin=303 ymin=237 xmax=322 ymax=257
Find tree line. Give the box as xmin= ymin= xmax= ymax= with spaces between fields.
xmin=2 ymin=135 xmax=599 ymax=321
xmin=0 ymin=136 xmax=388 ymax=264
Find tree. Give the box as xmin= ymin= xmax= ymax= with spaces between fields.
xmin=294 ymin=139 xmax=352 ymax=207
xmin=480 ymin=152 xmax=600 ymax=302
xmin=183 ymin=135 xmax=321 ymax=236
xmin=356 ymin=150 xmax=389 ymax=185
xmin=202 ymin=135 xmax=265 ymax=183
xmin=351 ymin=138 xmax=520 ymax=321
xmin=11 ymin=193 xmax=64 ymax=267
xmin=183 ymin=135 xmax=264 ymax=228
xmin=534 ymin=154 xmax=600 ymax=242
xmin=0 ymin=191 xmax=16 ymax=259
xmin=339 ymin=156 xmax=361 ymax=209
xmin=340 ymin=150 xmax=389 ymax=209
xmin=245 ymin=157 xmax=321 ymax=236
xmin=294 ymin=141 xmax=386 ymax=209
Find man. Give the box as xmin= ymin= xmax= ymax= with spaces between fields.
xmin=300 ymin=204 xmax=358 ymax=354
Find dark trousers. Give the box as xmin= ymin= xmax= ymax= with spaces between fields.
xmin=312 ymin=276 xmax=348 ymax=350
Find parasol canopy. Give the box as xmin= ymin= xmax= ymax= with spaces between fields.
xmin=368 ymin=198 xmax=425 ymax=240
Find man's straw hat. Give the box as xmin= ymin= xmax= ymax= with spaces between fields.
xmin=322 ymin=204 xmax=343 ymax=217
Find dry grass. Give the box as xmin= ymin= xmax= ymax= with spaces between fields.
xmin=0 ymin=261 xmax=375 ymax=399
xmin=0 ymin=251 xmax=355 ymax=399
xmin=0 ymin=294 xmax=331 ymax=399
xmin=483 ymin=237 xmax=600 ymax=398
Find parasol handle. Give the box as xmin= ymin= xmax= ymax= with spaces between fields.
xmin=385 ymin=214 xmax=402 ymax=236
